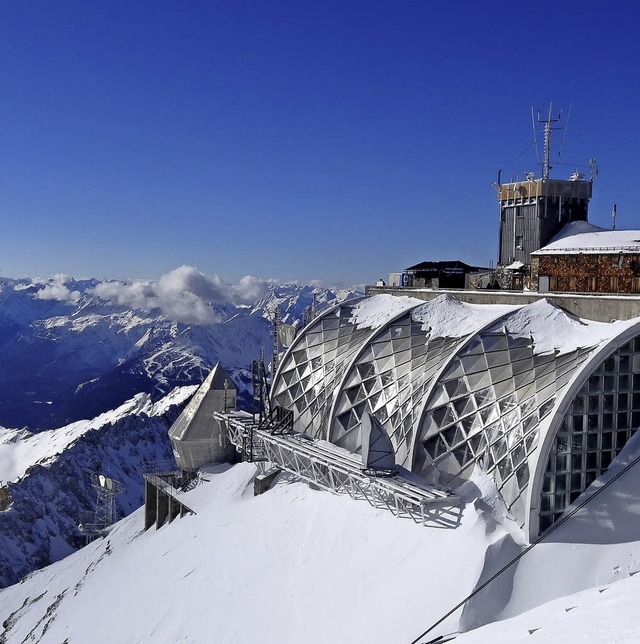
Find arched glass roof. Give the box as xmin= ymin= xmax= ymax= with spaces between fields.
xmin=271 ymin=294 xmax=640 ymax=536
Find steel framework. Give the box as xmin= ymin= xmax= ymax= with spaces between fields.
xmin=218 ymin=412 xmax=462 ymax=528
xmin=79 ymin=473 xmax=126 ymax=540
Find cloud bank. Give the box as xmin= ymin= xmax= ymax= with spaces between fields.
xmin=34 ymin=274 xmax=81 ymax=304
xmin=90 ymin=265 xmax=273 ymax=325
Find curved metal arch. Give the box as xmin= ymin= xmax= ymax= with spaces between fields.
xmin=269 ymin=295 xmax=367 ymax=405
xmin=525 ymin=318 xmax=640 ymax=541
xmin=409 ymin=306 xmax=525 ymax=472
xmin=325 ymin=300 xmax=426 ymax=445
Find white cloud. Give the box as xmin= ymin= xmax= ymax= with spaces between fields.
xmin=34 ymin=274 xmax=81 ymax=304
xmin=89 ymin=266 xmax=274 ymax=325
xmin=231 ymin=275 xmax=273 ymax=305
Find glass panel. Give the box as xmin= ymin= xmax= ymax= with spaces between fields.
xmin=539 ymin=338 xmax=640 ymax=533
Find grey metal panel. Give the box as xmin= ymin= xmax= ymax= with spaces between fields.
xmin=168 ymin=363 xmax=237 ymax=471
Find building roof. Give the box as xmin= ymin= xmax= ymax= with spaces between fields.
xmin=404 ymin=260 xmax=487 ymax=273
xmin=532 ymin=221 xmax=640 ymax=255
xmin=271 ymin=294 xmax=640 ymax=538
xmin=169 ymin=363 xmax=235 ymax=442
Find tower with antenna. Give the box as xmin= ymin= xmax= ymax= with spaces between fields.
xmin=496 ymin=102 xmax=595 ymax=275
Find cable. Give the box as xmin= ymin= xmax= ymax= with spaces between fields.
xmin=409 ymin=451 xmax=640 ymax=644
xmin=498 ymin=143 xmax=536 ymax=176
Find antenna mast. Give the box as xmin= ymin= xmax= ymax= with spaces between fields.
xmin=537 ymin=101 xmax=561 ymax=180
xmin=271 ymin=306 xmax=280 ymax=376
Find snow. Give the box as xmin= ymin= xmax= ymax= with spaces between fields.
xmin=454 ymin=428 xmax=640 ymax=643
xmin=0 ymin=463 xmax=509 ymax=644
xmin=3 ymin=449 xmax=640 ymax=643
xmin=549 ymin=220 xmax=607 ymax=242
xmin=4 ymin=287 xmax=640 ymax=641
xmin=412 ymin=294 xmax=518 ymax=338
xmin=3 ymin=429 xmax=640 ymax=642
xmin=535 ymin=222 xmax=640 ymax=254
xmin=350 ymin=294 xmax=630 ymax=356
xmin=350 ymin=294 xmax=423 ymax=329
xmin=0 ymin=387 xmax=196 ymax=485
xmin=496 ymin=298 xmax=632 ymax=355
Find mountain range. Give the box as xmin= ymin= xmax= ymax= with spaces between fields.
xmin=0 ymin=274 xmax=358 ymax=430
xmin=0 ymin=272 xmax=358 ymax=587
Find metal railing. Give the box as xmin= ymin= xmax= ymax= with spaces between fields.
xmin=217 ymin=412 xmax=462 ymax=528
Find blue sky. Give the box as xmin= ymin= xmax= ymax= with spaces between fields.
xmin=1 ymin=1 xmax=639 ymax=287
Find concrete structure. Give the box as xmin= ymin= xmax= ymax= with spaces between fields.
xmin=169 ymin=363 xmax=237 ymax=471
xmin=531 ymin=225 xmax=640 ymax=295
xmin=269 ymin=295 xmax=640 ymax=539
xmin=143 ymin=472 xmax=195 ymax=530
xmin=365 ymin=285 xmax=640 ymax=323
xmin=497 ymin=176 xmax=592 ymax=268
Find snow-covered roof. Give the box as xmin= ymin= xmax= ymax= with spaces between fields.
xmin=533 ymin=221 xmax=640 ymax=255
xmin=272 ymin=293 xmax=640 ymax=536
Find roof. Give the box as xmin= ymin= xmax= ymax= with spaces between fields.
xmin=533 ymin=221 xmax=640 ymax=255
xmin=271 ymin=293 xmax=638 ymax=535
xmin=404 ymin=260 xmax=488 ymax=273
xmin=168 ymin=363 xmax=236 ymax=441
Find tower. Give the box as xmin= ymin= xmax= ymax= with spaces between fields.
xmin=497 ymin=103 xmax=594 ymax=268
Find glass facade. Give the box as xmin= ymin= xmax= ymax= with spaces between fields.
xmin=329 ymin=311 xmax=465 ymax=466
xmin=272 ymin=298 xmax=370 ymax=438
xmin=415 ymin=329 xmax=593 ymax=524
xmin=539 ymin=338 xmax=640 ymax=533
xmin=271 ymin=294 xmax=640 ymax=536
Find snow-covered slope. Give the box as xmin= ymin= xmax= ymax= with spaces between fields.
xmin=2 ymin=449 xmax=640 ymax=643
xmin=0 ymin=463 xmax=509 ymax=643
xmin=0 ymin=387 xmax=196 ymax=589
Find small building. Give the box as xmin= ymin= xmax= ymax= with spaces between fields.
xmin=399 ymin=260 xmax=489 ymax=290
xmin=169 ymin=363 xmax=237 ymax=471
xmin=497 ymin=175 xmax=592 ymax=268
xmin=531 ymin=222 xmax=640 ymax=294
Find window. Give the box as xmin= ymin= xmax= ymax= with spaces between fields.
xmin=539 ymin=341 xmax=640 ymax=533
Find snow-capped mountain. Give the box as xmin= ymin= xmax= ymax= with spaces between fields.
xmin=0 ymin=269 xmax=359 ymax=588
xmin=0 ymin=387 xmax=196 ymax=589
xmin=0 ymin=271 xmax=360 ymax=430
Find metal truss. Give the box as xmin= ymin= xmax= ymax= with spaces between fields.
xmin=78 ymin=473 xmax=126 ymax=540
xmin=218 ymin=412 xmax=462 ymax=528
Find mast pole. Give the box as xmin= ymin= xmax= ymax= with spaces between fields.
xmin=542 ymin=101 xmax=552 ymax=180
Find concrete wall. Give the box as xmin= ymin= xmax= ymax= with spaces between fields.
xmin=365 ymin=286 xmax=640 ymax=322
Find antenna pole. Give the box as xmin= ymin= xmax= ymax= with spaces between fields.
xmin=271 ymin=306 xmax=280 ymax=376
xmin=531 ymin=106 xmax=540 ymax=166
xmin=612 ymin=203 xmax=617 ymax=231
xmin=543 ymin=102 xmax=552 ymax=179
xmin=537 ymin=101 xmax=561 ymax=180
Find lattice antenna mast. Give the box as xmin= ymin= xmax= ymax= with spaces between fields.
xmin=79 ymin=473 xmax=126 ymax=542
xmin=271 ymin=305 xmax=280 ymax=376
xmin=537 ymin=101 xmax=562 ymax=180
